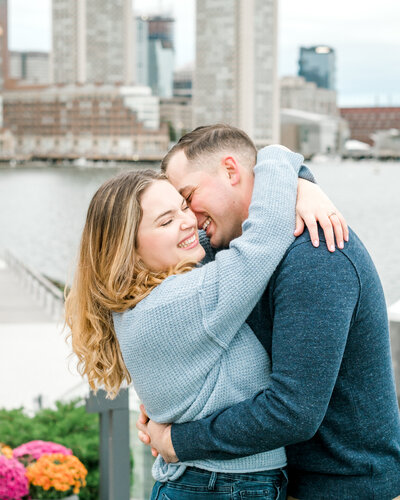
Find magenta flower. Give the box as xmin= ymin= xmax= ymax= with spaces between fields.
xmin=13 ymin=440 xmax=72 ymax=464
xmin=0 ymin=455 xmax=29 ymax=499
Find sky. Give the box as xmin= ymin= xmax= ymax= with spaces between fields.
xmin=8 ymin=0 xmax=400 ymax=106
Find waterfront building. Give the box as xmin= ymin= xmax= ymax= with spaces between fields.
xmin=160 ymin=96 xmax=193 ymax=139
xmin=0 ymin=0 xmax=9 ymax=90
xmin=0 ymin=127 xmax=15 ymax=157
xmin=147 ymin=16 xmax=174 ymax=98
xmin=9 ymin=51 xmax=50 ymax=86
xmin=280 ymin=108 xmax=348 ymax=159
xmin=52 ymin=0 xmax=134 ymax=85
xmin=2 ymin=84 xmax=168 ymax=159
xmin=372 ymin=129 xmax=400 ymax=158
xmin=280 ymin=76 xmax=338 ymax=116
xmin=173 ymin=66 xmax=193 ymax=98
xmin=298 ymin=46 xmax=336 ymax=90
xmin=340 ymin=107 xmax=400 ymax=145
xmin=194 ymin=0 xmax=279 ymax=146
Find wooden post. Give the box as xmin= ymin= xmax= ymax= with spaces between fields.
xmin=389 ymin=301 xmax=400 ymax=402
xmin=86 ymin=388 xmax=130 ymax=500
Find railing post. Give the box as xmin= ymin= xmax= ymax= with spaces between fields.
xmin=86 ymin=388 xmax=130 ymax=500
xmin=389 ymin=300 xmax=400 ymax=401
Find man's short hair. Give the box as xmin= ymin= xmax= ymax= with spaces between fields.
xmin=161 ymin=124 xmax=257 ymax=173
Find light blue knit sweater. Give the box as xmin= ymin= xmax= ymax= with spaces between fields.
xmin=113 ymin=146 xmax=306 ymax=482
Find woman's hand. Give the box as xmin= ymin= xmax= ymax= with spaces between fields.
xmin=295 ymin=179 xmax=348 ymax=252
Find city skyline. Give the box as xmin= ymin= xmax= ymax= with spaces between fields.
xmin=7 ymin=0 xmax=400 ymax=106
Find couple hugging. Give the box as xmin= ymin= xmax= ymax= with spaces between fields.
xmin=66 ymin=124 xmax=400 ymax=499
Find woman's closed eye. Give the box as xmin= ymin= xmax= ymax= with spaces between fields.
xmin=160 ymin=219 xmax=173 ymax=227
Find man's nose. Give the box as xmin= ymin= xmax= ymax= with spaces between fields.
xmin=194 ymin=213 xmax=203 ymax=229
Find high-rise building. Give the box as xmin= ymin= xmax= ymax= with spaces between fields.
xmin=52 ymin=0 xmax=134 ymax=85
xmin=173 ymin=66 xmax=193 ymax=98
xmin=194 ymin=0 xmax=279 ymax=146
xmin=280 ymin=76 xmax=337 ymax=116
xmin=9 ymin=51 xmax=50 ymax=85
xmin=136 ymin=16 xmax=149 ymax=87
xmin=298 ymin=46 xmax=336 ymax=90
xmin=147 ymin=16 xmax=174 ymax=98
xmin=0 ymin=0 xmax=9 ymax=90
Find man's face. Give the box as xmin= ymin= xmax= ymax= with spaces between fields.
xmin=165 ymin=150 xmax=245 ymax=248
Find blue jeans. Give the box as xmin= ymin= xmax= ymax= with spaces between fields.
xmin=150 ymin=466 xmax=288 ymax=500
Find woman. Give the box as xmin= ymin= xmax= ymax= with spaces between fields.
xmin=66 ymin=146 xmax=345 ymax=499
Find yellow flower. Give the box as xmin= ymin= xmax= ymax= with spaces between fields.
xmin=0 ymin=444 xmax=13 ymax=459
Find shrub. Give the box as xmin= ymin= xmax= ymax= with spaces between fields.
xmin=0 ymin=400 xmax=99 ymax=500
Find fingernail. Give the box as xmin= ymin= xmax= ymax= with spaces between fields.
xmin=339 ymin=241 xmax=344 ymax=249
xmin=330 ymin=245 xmax=335 ymax=252
xmin=313 ymin=240 xmax=319 ymax=247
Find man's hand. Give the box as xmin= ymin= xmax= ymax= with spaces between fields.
xmin=136 ymin=405 xmax=178 ymax=463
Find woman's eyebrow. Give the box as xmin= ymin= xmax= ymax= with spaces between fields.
xmin=154 ymin=209 xmax=174 ymax=223
xmin=154 ymin=199 xmax=186 ymax=223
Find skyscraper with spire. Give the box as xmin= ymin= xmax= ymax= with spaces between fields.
xmin=194 ymin=0 xmax=279 ymax=146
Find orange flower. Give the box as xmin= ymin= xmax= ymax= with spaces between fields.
xmin=26 ymin=453 xmax=88 ymax=494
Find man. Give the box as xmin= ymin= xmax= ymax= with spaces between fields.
xmin=137 ymin=124 xmax=400 ymax=499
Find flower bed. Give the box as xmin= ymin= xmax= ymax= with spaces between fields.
xmin=0 ymin=441 xmax=87 ymax=500
xmin=0 ymin=454 xmax=29 ymax=499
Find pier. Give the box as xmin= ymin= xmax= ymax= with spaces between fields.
xmin=0 ymin=252 xmax=154 ymax=499
xmin=0 ymin=251 xmax=84 ymax=411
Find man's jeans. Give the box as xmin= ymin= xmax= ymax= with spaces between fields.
xmin=150 ymin=466 xmax=288 ymax=499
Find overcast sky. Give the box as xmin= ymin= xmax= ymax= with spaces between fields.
xmin=8 ymin=0 xmax=400 ymax=106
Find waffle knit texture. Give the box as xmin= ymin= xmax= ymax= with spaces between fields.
xmin=113 ymin=146 xmax=307 ymax=482
xmin=170 ymin=228 xmax=400 ymax=499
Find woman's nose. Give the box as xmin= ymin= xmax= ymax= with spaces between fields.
xmin=180 ymin=211 xmax=196 ymax=229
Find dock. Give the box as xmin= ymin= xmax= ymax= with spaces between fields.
xmin=0 ymin=252 xmax=86 ymax=411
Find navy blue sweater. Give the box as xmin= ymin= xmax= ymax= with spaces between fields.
xmin=171 ymin=228 xmax=400 ymax=499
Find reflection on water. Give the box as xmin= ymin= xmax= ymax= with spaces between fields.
xmin=0 ymin=160 xmax=399 ymax=304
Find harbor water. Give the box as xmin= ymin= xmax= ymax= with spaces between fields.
xmin=0 ymin=159 xmax=399 ymax=305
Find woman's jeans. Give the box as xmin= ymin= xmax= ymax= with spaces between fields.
xmin=150 ymin=466 xmax=288 ymax=500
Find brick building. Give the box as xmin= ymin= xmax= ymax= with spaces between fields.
xmin=340 ymin=107 xmax=400 ymax=145
xmin=2 ymin=84 xmax=169 ymax=159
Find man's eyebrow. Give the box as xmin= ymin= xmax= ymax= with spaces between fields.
xmin=178 ymin=185 xmax=193 ymax=196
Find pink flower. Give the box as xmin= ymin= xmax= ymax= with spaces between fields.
xmin=13 ymin=440 xmax=72 ymax=463
xmin=0 ymin=455 xmax=29 ymax=499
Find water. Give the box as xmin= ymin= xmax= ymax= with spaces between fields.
xmin=0 ymin=159 xmax=399 ymax=305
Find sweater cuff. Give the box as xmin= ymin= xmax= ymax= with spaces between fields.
xmin=299 ymin=164 xmax=316 ymax=183
xmin=171 ymin=422 xmax=191 ymax=462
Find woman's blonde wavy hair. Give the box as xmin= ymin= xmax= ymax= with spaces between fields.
xmin=65 ymin=169 xmax=195 ymax=398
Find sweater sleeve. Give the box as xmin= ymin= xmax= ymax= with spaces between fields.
xmin=114 ymin=146 xmax=304 ymax=420
xmin=171 ymin=240 xmax=360 ymax=460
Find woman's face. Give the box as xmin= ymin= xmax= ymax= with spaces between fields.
xmin=136 ymin=180 xmax=206 ymax=271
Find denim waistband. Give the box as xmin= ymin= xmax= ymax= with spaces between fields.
xmin=184 ymin=465 xmax=288 ymax=484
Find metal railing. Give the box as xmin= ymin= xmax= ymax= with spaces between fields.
xmin=3 ymin=249 xmax=64 ymax=320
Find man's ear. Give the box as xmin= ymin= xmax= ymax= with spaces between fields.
xmin=222 ymin=156 xmax=241 ymax=186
